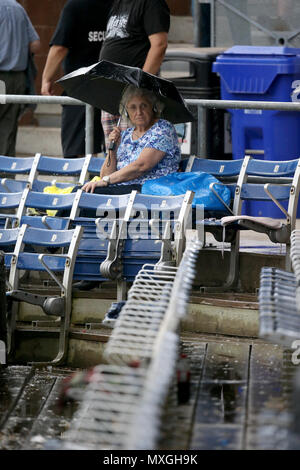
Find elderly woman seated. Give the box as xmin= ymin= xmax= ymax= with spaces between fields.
xmin=72 ymin=85 xmax=181 ymax=290
xmin=83 ymin=84 xmax=181 ymax=194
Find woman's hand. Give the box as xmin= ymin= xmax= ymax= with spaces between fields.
xmin=81 ymin=179 xmax=108 ymax=193
xmin=108 ymin=126 xmax=121 ymax=147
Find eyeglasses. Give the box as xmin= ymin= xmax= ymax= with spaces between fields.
xmin=126 ymin=102 xmax=151 ymax=113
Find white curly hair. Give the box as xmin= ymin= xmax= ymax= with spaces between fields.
xmin=119 ymin=85 xmax=165 ymax=122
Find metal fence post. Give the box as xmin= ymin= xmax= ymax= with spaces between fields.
xmin=85 ymin=104 xmax=94 ymax=155
xmin=195 ymin=1 xmax=211 ymax=47
xmin=0 ymin=251 xmax=7 ymax=365
xmin=198 ymin=105 xmax=208 ymax=158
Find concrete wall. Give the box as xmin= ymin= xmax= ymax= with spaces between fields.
xmin=166 ymin=0 xmax=191 ymax=16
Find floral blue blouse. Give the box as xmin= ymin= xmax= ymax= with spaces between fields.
xmin=116 ymin=119 xmax=180 ymax=185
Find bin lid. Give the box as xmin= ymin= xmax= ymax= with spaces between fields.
xmin=213 ymin=46 xmax=300 ymax=95
xmin=223 ymin=46 xmax=300 ymax=56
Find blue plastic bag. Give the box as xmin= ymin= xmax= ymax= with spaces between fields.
xmin=141 ymin=171 xmax=231 ymax=211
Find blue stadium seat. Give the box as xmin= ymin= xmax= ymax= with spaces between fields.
xmin=71 ymin=191 xmax=135 ymax=288
xmin=0 ymin=191 xmax=24 ymax=229
xmin=0 ymin=224 xmax=83 ymax=365
xmin=0 ymin=154 xmax=37 ymax=175
xmin=99 ymin=191 xmax=195 ymax=299
xmin=79 ymin=155 xmax=105 ymax=184
xmin=184 ymin=156 xmax=245 ymax=180
xmin=198 ymin=156 xmax=300 ymax=292
xmin=0 ymin=178 xmax=74 ymax=193
xmin=36 ymin=155 xmax=85 ymax=176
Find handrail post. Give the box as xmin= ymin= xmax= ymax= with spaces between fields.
xmin=198 ymin=104 xmax=208 ymax=158
xmin=85 ymin=104 xmax=94 ymax=155
xmin=0 ymin=251 xmax=7 ymax=365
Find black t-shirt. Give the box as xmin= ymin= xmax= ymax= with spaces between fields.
xmin=50 ymin=0 xmax=111 ymax=74
xmin=100 ymin=0 xmax=170 ymax=68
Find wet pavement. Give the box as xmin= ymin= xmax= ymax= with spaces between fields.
xmin=0 ymin=365 xmax=78 ymax=450
xmin=0 ymin=333 xmax=299 ymax=450
xmin=160 ymin=333 xmax=299 ymax=450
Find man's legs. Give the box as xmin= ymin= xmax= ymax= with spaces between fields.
xmin=0 ymin=71 xmax=26 ymax=156
xmin=61 ymin=104 xmax=105 ymax=158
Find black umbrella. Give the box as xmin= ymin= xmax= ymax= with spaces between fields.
xmin=57 ymin=60 xmax=194 ymax=124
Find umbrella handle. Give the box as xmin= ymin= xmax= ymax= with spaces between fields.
xmin=108 ymin=140 xmax=116 ymax=151
xmin=108 ymin=116 xmax=122 ymax=152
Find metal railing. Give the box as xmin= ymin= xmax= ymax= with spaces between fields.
xmin=0 ymin=94 xmax=95 ymax=155
xmin=186 ymin=97 xmax=300 ymax=158
xmin=2 ymin=94 xmax=300 ymax=159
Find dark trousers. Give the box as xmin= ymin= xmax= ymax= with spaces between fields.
xmin=61 ymin=103 xmax=105 ymax=157
xmin=0 ymin=71 xmax=26 ymax=156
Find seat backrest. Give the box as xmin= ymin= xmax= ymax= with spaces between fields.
xmin=0 ymin=227 xmax=19 ymax=246
xmin=36 ymin=155 xmax=86 ymax=177
xmin=0 ymin=178 xmax=28 ymax=193
xmin=69 ymin=189 xmax=132 ymax=220
xmin=0 ymin=191 xmax=23 ymax=210
xmin=130 ymin=192 xmax=190 ymax=219
xmin=0 ymin=155 xmax=36 ymax=175
xmin=240 ymin=182 xmax=291 ymax=202
xmin=245 ymin=158 xmax=300 ymax=182
xmin=185 ymin=156 xmax=245 ymax=179
xmin=22 ymin=225 xmax=77 ymax=247
xmin=20 ymin=215 xmax=69 ymax=231
xmin=0 ymin=177 xmax=75 ymax=194
xmin=24 ymin=190 xmax=76 ymax=211
xmin=12 ymin=188 xmax=76 ymax=225
xmin=4 ymin=224 xmax=83 ymax=275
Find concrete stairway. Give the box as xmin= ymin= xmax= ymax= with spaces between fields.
xmin=16 ymin=104 xmax=63 ymax=157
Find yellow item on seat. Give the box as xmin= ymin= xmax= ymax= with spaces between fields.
xmin=42 ymin=176 xmax=102 ymax=216
xmin=91 ymin=176 xmax=101 ymax=182
xmin=43 ymin=184 xmax=75 ymax=216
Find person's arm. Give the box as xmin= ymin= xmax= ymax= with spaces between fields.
xmin=29 ymin=39 xmax=41 ymax=55
xmin=41 ymin=45 xmax=68 ymax=95
xmin=142 ymin=32 xmax=168 ymax=75
xmin=99 ymin=127 xmax=120 ymax=178
xmin=82 ymin=147 xmax=165 ymax=192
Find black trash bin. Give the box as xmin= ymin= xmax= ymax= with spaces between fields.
xmin=161 ymin=48 xmax=230 ymax=159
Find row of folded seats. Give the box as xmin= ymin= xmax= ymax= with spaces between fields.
xmin=258 ymin=229 xmax=300 ymax=347
xmin=187 ymin=154 xmax=300 ymax=291
xmin=0 ymin=152 xmax=105 ymax=192
xmin=1 ymin=152 xmax=300 ymax=364
xmin=1 ymin=152 xmax=300 ymax=293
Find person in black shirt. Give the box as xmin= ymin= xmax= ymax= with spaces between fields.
xmin=41 ymin=0 xmax=111 ymax=158
xmin=99 ymin=0 xmax=170 ymax=149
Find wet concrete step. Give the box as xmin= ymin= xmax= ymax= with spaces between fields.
xmin=162 ymin=334 xmax=298 ymax=450
xmin=1 ymin=334 xmax=299 ymax=450
xmin=0 ymin=366 xmax=78 ymax=450
xmin=190 ymin=340 xmax=249 ymax=450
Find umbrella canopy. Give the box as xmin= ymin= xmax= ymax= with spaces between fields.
xmin=57 ymin=60 xmax=194 ymax=124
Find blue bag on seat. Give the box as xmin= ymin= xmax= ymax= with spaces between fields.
xmin=142 ymin=171 xmax=231 ymax=211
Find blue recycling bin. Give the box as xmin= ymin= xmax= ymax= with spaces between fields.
xmin=213 ymin=46 xmax=300 ymax=217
